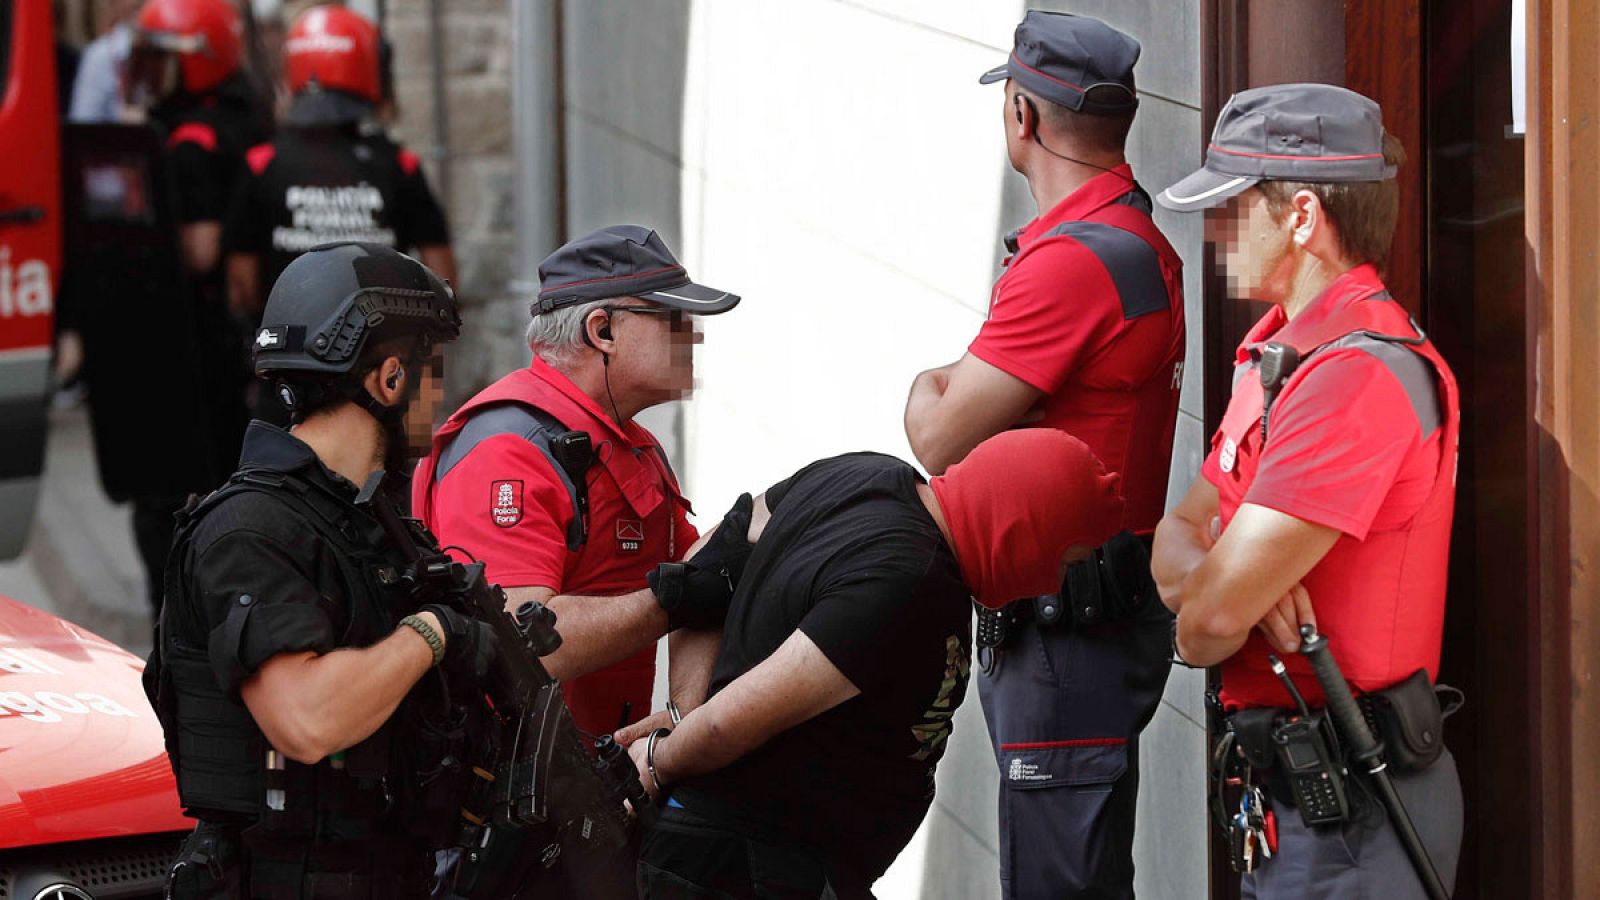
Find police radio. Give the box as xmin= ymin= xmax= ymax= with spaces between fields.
xmin=1271 ymin=717 xmax=1350 ymax=825
xmin=1267 ymin=654 xmax=1350 ymax=826
xmin=548 ymin=430 xmax=594 ymax=546
xmin=1257 ymin=342 xmax=1301 ymax=442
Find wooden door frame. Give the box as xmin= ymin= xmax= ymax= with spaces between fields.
xmin=1526 ymin=0 xmax=1599 ymax=896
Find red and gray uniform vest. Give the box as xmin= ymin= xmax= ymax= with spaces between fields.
xmin=1218 ymin=286 xmax=1460 ymax=706
xmin=998 ymin=185 xmax=1184 ymax=533
xmin=415 ymin=373 xmax=689 ymax=734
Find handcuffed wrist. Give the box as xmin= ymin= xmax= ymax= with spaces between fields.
xmin=645 ymin=726 xmax=672 ymax=793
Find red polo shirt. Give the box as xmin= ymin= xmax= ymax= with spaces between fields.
xmin=1202 ymin=265 xmax=1457 ymax=709
xmin=414 ymin=357 xmax=696 ymax=734
xmin=968 ymin=166 xmax=1185 ymax=533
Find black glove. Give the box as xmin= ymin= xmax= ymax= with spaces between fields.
xmin=420 ymin=604 xmax=497 ymax=681
xmin=649 ymin=492 xmax=755 ymax=630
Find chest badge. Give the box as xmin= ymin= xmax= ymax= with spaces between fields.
xmin=615 ymin=519 xmax=644 ymax=552
xmin=491 ymin=480 xmax=523 ymax=528
xmin=1219 ymin=437 xmax=1238 ymax=474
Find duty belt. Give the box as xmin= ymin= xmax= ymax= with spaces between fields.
xmin=1207 ymin=669 xmax=1462 ymax=873
xmin=976 ymin=531 xmax=1157 ymax=652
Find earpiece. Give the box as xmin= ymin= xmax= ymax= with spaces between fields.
xmin=1011 ymin=91 xmax=1135 ymax=186
xmin=583 ymin=312 xmax=613 ymax=350
xmin=387 ymin=367 xmax=403 ymax=390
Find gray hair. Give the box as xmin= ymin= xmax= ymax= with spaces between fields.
xmin=525 ymin=297 xmax=612 ymax=368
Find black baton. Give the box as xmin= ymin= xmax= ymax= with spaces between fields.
xmin=1298 ymin=624 xmax=1449 ymax=900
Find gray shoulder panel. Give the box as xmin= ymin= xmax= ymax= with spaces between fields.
xmin=1323 ymin=334 xmax=1443 ymax=437
xmin=1114 ymin=184 xmax=1154 ymax=215
xmin=1044 ymin=220 xmax=1169 ymax=320
xmin=434 ymin=402 xmax=578 ymax=500
xmin=1233 ymin=358 xmax=1255 ymax=393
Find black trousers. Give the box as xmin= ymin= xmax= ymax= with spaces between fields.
xmin=133 ymin=494 xmax=186 ymax=618
xmin=637 ymin=804 xmax=856 ymax=900
xmin=166 ymin=823 xmax=433 ymax=899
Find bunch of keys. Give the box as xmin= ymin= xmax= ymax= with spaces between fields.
xmin=1229 ymin=785 xmax=1277 ymax=872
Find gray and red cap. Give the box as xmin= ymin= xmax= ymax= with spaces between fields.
xmin=1157 ymin=83 xmax=1396 ymax=212
xmin=978 ymin=11 xmax=1140 ymax=115
xmin=534 ymin=225 xmax=740 ymax=316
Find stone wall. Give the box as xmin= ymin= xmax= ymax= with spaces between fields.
xmin=381 ymin=0 xmax=522 ymax=400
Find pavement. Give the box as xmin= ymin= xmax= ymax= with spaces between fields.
xmin=0 ymin=403 xmax=155 ymax=659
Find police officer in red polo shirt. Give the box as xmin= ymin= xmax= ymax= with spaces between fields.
xmin=417 ymin=223 xmax=742 ymax=731
xmin=1151 ymin=84 xmax=1462 ymax=898
xmin=415 ymin=225 xmax=744 ymax=895
xmin=903 ymin=12 xmax=1184 ymax=899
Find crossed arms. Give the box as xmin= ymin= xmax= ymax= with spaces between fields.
xmin=1152 ymin=477 xmax=1339 ymax=667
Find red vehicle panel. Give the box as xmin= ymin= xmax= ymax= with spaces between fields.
xmin=0 ymin=0 xmax=59 ymax=356
xmin=0 ymin=0 xmax=61 ymax=561
xmin=0 ymin=596 xmax=192 ymax=849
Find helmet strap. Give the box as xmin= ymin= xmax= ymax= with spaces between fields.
xmin=339 ymin=379 xmax=406 ymax=427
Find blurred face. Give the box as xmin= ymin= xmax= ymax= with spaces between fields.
xmin=606 ymin=301 xmax=701 ymax=404
xmin=401 ymin=349 xmax=446 ymax=459
xmin=124 ymin=45 xmax=182 ymax=108
xmin=1206 ymin=188 xmax=1296 ymax=303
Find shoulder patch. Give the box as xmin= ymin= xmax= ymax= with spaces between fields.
xmin=491 ymin=480 xmax=524 ymax=528
xmin=1322 ymin=334 xmax=1443 ymax=437
xmin=1044 ymin=221 xmax=1169 ymax=320
xmin=167 ymin=122 xmax=218 ymax=152
xmin=397 ymin=147 xmax=421 ymax=176
xmin=245 ymin=142 xmax=277 ymax=175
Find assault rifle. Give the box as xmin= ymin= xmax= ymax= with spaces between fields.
xmin=355 ymin=472 xmax=654 ymax=897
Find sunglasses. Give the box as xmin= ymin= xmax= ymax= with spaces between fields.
xmin=603 ymin=305 xmax=691 ymax=330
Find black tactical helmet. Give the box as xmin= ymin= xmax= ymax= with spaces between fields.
xmin=253 ymin=242 xmax=460 ymax=379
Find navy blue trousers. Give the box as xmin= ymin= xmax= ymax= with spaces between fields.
xmin=978 ymin=598 xmax=1173 ymax=899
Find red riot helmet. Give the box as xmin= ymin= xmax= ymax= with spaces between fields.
xmin=130 ymin=0 xmax=243 ymax=97
xmin=285 ymin=5 xmax=382 ymax=105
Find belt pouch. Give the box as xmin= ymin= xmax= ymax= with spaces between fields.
xmin=1224 ymin=708 xmax=1294 ymax=805
xmin=1365 ymin=668 xmax=1455 ymax=773
xmin=1227 ymin=708 xmax=1281 ymax=771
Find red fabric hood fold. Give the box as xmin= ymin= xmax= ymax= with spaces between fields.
xmin=929 ymin=429 xmax=1124 ymax=609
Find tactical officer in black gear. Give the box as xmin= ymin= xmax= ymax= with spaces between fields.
xmin=145 ymin=242 xmax=497 ymax=898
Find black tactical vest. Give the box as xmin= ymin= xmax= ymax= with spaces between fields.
xmin=145 ymin=465 xmax=489 ymax=855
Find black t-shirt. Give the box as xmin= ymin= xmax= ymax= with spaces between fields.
xmin=171 ymin=421 xmax=388 ymax=693
xmin=223 ymin=125 xmax=451 ymax=308
xmin=679 ymin=452 xmax=973 ymax=885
